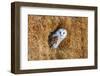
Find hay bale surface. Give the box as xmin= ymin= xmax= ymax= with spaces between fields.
xmin=28 ymin=15 xmax=88 ymax=60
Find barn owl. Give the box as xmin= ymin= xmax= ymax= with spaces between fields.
xmin=49 ymin=28 xmax=67 ymax=48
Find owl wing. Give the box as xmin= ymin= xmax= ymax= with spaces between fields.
xmin=49 ymin=35 xmax=58 ymax=47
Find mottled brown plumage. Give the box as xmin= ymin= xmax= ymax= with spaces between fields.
xmin=49 ymin=36 xmax=58 ymax=47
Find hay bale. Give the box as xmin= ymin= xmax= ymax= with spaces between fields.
xmin=28 ymin=15 xmax=88 ymax=60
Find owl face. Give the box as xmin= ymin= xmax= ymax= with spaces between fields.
xmin=56 ymin=28 xmax=67 ymax=39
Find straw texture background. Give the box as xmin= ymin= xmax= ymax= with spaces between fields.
xmin=28 ymin=15 xmax=88 ymax=60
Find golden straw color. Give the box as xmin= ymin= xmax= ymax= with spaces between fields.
xmin=28 ymin=15 xmax=88 ymax=60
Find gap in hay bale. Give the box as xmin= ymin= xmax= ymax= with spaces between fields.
xmin=28 ymin=15 xmax=88 ymax=60
xmin=48 ymin=25 xmax=67 ymax=48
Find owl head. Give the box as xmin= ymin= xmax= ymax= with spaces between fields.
xmin=55 ymin=28 xmax=67 ymax=39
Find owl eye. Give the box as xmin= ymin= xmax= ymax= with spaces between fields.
xmin=63 ymin=32 xmax=65 ymax=34
xmin=59 ymin=32 xmax=61 ymax=34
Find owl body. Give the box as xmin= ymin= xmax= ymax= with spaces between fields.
xmin=49 ymin=28 xmax=67 ymax=48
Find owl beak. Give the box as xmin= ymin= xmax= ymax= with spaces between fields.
xmin=60 ymin=34 xmax=62 ymax=36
